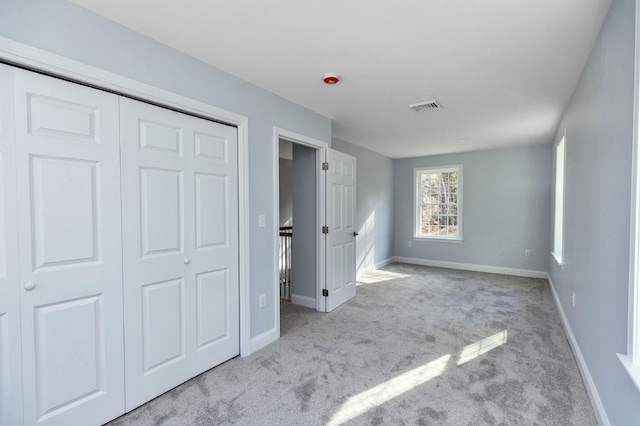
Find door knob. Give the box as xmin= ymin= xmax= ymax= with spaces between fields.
xmin=353 ymin=232 xmax=359 ymax=237
xmin=24 ymin=281 xmax=36 ymax=291
xmin=184 ymin=258 xmax=191 ymax=265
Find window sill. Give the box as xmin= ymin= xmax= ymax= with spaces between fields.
xmin=617 ymin=353 xmax=640 ymax=392
xmin=414 ymin=236 xmax=464 ymax=244
xmin=552 ymin=251 xmax=564 ymax=266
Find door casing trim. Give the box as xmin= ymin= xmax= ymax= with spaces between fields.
xmin=274 ymin=127 xmax=328 ymax=318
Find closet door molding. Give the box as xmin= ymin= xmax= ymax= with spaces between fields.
xmin=0 ymin=36 xmax=252 ymax=358
xmin=0 ymin=63 xmax=22 ymax=426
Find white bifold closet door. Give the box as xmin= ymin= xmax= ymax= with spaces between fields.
xmin=13 ymin=69 xmax=125 ymax=425
xmin=120 ymin=98 xmax=240 ymax=411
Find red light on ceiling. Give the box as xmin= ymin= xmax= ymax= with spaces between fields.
xmin=323 ymin=73 xmax=340 ymax=85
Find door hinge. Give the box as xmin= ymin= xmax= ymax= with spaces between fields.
xmin=322 ymin=162 xmax=329 ymax=171
xmin=322 ymin=289 xmax=329 ymax=297
xmin=322 ymin=226 xmax=329 ymax=234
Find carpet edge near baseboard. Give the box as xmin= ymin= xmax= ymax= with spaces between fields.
xmin=392 ymin=256 xmax=548 ymax=279
xmin=547 ymin=274 xmax=611 ymax=426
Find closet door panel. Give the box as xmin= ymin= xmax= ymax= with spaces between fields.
xmin=121 ymin=98 xmax=239 ymax=411
xmin=141 ymin=278 xmax=185 ymax=371
xmin=195 ymin=270 xmax=228 ymax=347
xmin=0 ymin=64 xmax=23 ymax=426
xmin=120 ymin=98 xmax=191 ymax=410
xmin=13 ymin=69 xmax=124 ymax=426
xmin=187 ymin=115 xmax=239 ymax=373
xmin=30 ymin=156 xmax=100 ymax=267
xmin=32 ymin=296 xmax=105 ymax=413
xmin=140 ymin=167 xmax=184 ymax=256
xmin=195 ymin=172 xmax=227 ymax=248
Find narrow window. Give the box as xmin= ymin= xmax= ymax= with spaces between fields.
xmin=619 ymin=71 xmax=640 ymax=387
xmin=414 ymin=165 xmax=462 ymax=240
xmin=553 ymin=135 xmax=565 ymax=264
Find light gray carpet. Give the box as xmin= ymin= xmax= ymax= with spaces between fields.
xmin=107 ymin=263 xmax=597 ymax=425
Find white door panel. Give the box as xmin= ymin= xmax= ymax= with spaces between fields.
xmin=0 ymin=64 xmax=23 ymax=426
xmin=30 ymin=156 xmax=100 ymax=268
xmin=121 ymin=98 xmax=239 ymax=411
xmin=33 ymin=296 xmax=104 ymax=413
xmin=27 ymin=96 xmax=99 ymax=143
xmin=142 ymin=278 xmax=186 ymax=372
xmin=140 ymin=167 xmax=184 ymax=256
xmin=325 ymin=149 xmax=357 ymax=312
xmin=139 ymin=119 xmax=183 ymax=154
xmin=196 ymin=269 xmax=229 ymax=348
xmin=13 ymin=68 xmax=125 ymax=426
xmin=195 ymin=173 xmax=228 ymax=247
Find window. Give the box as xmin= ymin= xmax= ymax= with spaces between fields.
xmin=619 ymin=74 xmax=640 ymax=388
xmin=620 ymin=21 xmax=640 ymax=390
xmin=552 ymin=135 xmax=565 ymax=264
xmin=414 ymin=165 xmax=462 ymax=240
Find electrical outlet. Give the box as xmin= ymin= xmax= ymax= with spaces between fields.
xmin=408 ymin=241 xmax=413 ymax=247
xmin=524 ymin=249 xmax=531 ymax=257
xmin=259 ymin=293 xmax=266 ymax=308
xmin=572 ymin=292 xmax=575 ymax=308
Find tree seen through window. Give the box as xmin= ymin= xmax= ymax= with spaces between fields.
xmin=415 ymin=166 xmax=461 ymax=239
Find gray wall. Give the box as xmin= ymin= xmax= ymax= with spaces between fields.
xmin=0 ymin=0 xmax=332 ymax=339
xmin=332 ymin=138 xmax=394 ymax=276
xmin=548 ymin=0 xmax=640 ymax=423
xmin=291 ymin=144 xmax=317 ymax=299
xmin=394 ymin=145 xmax=551 ymax=273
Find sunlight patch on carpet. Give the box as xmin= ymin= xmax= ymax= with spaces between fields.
xmin=457 ymin=330 xmax=508 ymax=365
xmin=357 ymin=270 xmax=410 ymax=285
xmin=326 ymin=354 xmax=451 ymax=425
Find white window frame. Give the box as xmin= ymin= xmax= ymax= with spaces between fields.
xmin=619 ymin=6 xmax=640 ymax=391
xmin=552 ymin=132 xmax=566 ymax=265
xmin=413 ymin=165 xmax=463 ymax=241
xmin=621 ymin=121 xmax=640 ymax=390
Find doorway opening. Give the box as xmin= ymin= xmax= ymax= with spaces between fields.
xmin=278 ymin=140 xmax=293 ymax=301
xmin=274 ymin=129 xmax=328 ymax=328
xmin=274 ymin=128 xmax=357 ymax=331
xmin=278 ymin=140 xmax=317 ymax=307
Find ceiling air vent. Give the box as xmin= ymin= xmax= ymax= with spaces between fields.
xmin=409 ymin=99 xmax=442 ymax=112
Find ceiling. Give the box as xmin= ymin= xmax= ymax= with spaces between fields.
xmin=70 ymin=0 xmax=612 ymax=159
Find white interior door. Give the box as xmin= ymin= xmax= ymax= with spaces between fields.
xmin=325 ymin=149 xmax=357 ymax=312
xmin=13 ymin=68 xmax=125 ymax=425
xmin=0 ymin=65 xmax=23 ymax=426
xmin=120 ymin=98 xmax=239 ymax=411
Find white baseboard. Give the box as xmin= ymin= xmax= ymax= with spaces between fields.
xmin=375 ymin=257 xmax=394 ymax=269
xmin=392 ymin=256 xmax=548 ymax=279
xmin=291 ymin=294 xmax=316 ymax=309
xmin=547 ymin=275 xmax=611 ymax=426
xmin=357 ymin=257 xmax=395 ymax=278
xmin=248 ymin=327 xmax=279 ymax=355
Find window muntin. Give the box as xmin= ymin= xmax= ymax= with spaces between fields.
xmin=414 ymin=165 xmax=462 ymax=240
